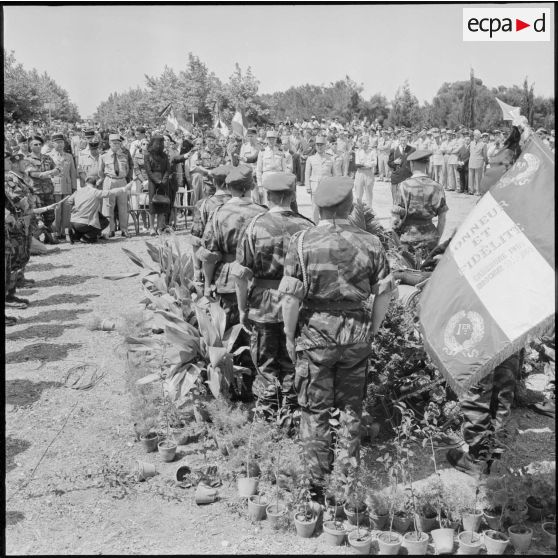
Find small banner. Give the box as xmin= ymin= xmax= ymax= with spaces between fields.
xmin=231 ymin=108 xmax=248 ymax=138
xmin=419 ymin=135 xmax=555 ymax=395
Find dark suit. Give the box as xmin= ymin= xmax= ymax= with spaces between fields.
xmin=388 ymin=144 xmax=415 ymax=202
xmin=456 ymin=144 xmax=470 ymax=193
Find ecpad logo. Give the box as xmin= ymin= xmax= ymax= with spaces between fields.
xmin=463 ymin=8 xmax=551 ymax=41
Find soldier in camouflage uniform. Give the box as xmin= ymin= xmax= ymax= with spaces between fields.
xmin=198 ymin=165 xmax=267 ymax=330
xmin=391 ymin=150 xmax=448 ymax=264
xmin=447 ymin=352 xmax=523 ymax=477
xmin=189 ymin=165 xmax=232 ymax=283
xmin=5 ymin=151 xmax=35 ymax=314
xmin=190 ymin=132 xmax=226 ymax=208
xmin=278 ymin=176 xmax=395 ymax=489
xmin=232 ymin=172 xmax=313 ymax=414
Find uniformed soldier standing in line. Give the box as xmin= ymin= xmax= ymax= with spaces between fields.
xmin=232 ymin=172 xmax=313 ymax=415
xmin=304 ymin=136 xmax=334 ymax=224
xmin=279 ymin=176 xmax=395 ymax=492
xmin=391 ymin=150 xmax=448 ymax=263
xmin=255 ymin=130 xmax=286 ymax=205
xmin=189 ymin=165 xmax=233 ymax=283
xmin=98 ymin=134 xmax=133 ymax=237
xmin=198 ymin=165 xmax=267 ymax=330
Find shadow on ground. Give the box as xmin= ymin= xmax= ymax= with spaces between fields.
xmin=6 ymin=436 xmax=32 ymax=473
xmin=6 ymin=511 xmax=25 ymax=526
xmin=32 ymin=294 xmax=99 ymax=307
xmin=31 ymin=275 xmax=95 ymax=288
xmin=16 ymin=308 xmax=92 ymax=324
xmin=16 ymin=288 xmax=39 ymax=296
xmin=6 ymin=343 xmax=82 ymax=364
xmin=6 ymin=379 xmax=63 ymax=407
xmin=6 ymin=324 xmax=68 ymax=341
xmin=25 ymin=262 xmax=73 ymax=272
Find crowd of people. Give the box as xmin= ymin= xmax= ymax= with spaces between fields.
xmin=4 ymin=114 xmax=555 ymax=488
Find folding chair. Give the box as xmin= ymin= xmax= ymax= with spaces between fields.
xmin=174 ymin=187 xmax=195 ymax=231
xmin=128 ymin=190 xmax=151 ymax=236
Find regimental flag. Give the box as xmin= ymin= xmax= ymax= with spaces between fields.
xmin=159 ymin=103 xmax=190 ymax=134
xmin=419 ymin=135 xmax=555 ymax=395
xmin=495 ymin=97 xmax=524 ymax=126
xmin=231 ymin=108 xmax=248 ymax=138
xmin=213 ymin=102 xmax=229 ymax=137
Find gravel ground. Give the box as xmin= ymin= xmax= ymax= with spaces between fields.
xmin=5 ymin=181 xmax=554 ymax=554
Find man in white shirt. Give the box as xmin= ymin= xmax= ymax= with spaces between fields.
xmin=304 ymin=135 xmax=333 ymax=223
xmin=354 ymin=136 xmax=377 ymax=209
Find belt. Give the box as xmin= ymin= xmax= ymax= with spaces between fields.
xmin=403 ymin=217 xmax=431 ymax=226
xmin=252 ymin=278 xmax=281 ymax=289
xmin=303 ymin=300 xmax=364 ymax=312
xmin=222 ymin=254 xmax=236 ymax=263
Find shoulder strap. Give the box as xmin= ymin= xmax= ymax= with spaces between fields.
xmin=246 ymin=212 xmax=266 ymax=258
xmin=296 ymin=229 xmax=309 ymax=295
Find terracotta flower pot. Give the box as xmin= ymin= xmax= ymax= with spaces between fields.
xmin=457 ymin=530 xmax=483 ymax=555
xmin=392 ymin=514 xmax=411 ymax=534
xmin=403 ymin=530 xmax=429 ymax=555
xmin=237 ymin=477 xmax=259 ymax=498
xmin=293 ymin=510 xmax=318 ymax=538
xmin=322 ymin=520 xmax=346 ymax=546
xmin=369 ymin=511 xmax=389 ymax=530
xmin=266 ymin=504 xmax=286 ymax=530
xmin=195 ymin=484 xmax=218 ymax=505
xmin=140 ymin=432 xmax=159 ymax=453
xmin=134 ymin=460 xmax=157 ymax=481
xmin=325 ymin=495 xmax=346 ymax=520
xmin=157 ymin=440 xmax=177 ymax=462
xmin=483 ymin=508 xmax=503 ymax=531
xmin=542 ymin=521 xmax=556 ymax=550
xmin=462 ymin=510 xmax=483 ymax=532
xmin=483 ymin=529 xmax=509 ymax=555
xmin=431 ymin=527 xmax=456 ymax=554
xmin=348 ymin=529 xmax=372 ymax=554
xmin=415 ymin=512 xmax=437 ymax=533
xmin=344 ymin=502 xmax=368 ymax=526
xmin=526 ymin=496 xmax=545 ymax=521
xmin=377 ymin=531 xmax=403 ymax=555
xmin=247 ymin=495 xmax=267 ymax=521
xmin=508 ymin=524 xmax=533 ymax=553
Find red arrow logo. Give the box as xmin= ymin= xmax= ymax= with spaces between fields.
xmin=516 ymin=19 xmax=530 ymax=31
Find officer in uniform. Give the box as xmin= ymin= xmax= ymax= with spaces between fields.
xmin=232 ymin=172 xmax=313 ymax=415
xmin=198 ymin=165 xmax=267 ymax=330
xmin=304 ymin=136 xmax=334 ymax=224
xmin=391 ymin=150 xmax=448 ymax=262
xmin=77 ymin=139 xmax=102 ymax=188
xmin=255 ymin=130 xmax=287 ymax=205
xmin=190 ymin=131 xmax=225 ymax=208
xmin=190 ymin=165 xmax=233 ymax=283
xmin=279 ymin=176 xmax=395 ymax=490
xmin=98 ymin=133 xmax=133 ymax=237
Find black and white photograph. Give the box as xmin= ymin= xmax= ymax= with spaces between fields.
xmin=4 ymin=1 xmax=555 ymax=554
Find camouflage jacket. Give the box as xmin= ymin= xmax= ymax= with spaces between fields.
xmin=198 ymin=198 xmax=267 ymax=293
xmin=392 ymin=172 xmax=448 ymax=248
xmin=190 ymin=192 xmax=232 ymax=240
xmin=24 ymin=152 xmax=56 ymax=196
xmin=232 ymin=207 xmax=314 ymax=323
xmin=279 ymin=220 xmax=395 ymax=350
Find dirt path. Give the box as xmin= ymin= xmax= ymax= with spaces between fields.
xmin=5 ymin=182 xmax=554 ymax=554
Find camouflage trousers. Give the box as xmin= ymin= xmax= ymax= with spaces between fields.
xmin=295 ymin=342 xmax=370 ymax=482
xmin=461 ymin=353 xmax=521 ymax=459
xmin=249 ymin=320 xmax=297 ymax=411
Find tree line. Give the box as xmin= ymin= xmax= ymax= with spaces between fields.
xmin=4 ymin=49 xmax=554 ymax=132
xmin=4 ymin=51 xmax=80 ymax=123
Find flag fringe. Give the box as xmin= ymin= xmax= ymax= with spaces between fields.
xmin=424 ymin=314 xmax=555 ymax=397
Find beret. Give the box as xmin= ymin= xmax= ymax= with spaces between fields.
xmin=30 ymin=135 xmax=44 ymax=144
xmin=314 ymin=176 xmax=353 ymax=208
xmin=109 ymin=133 xmax=121 ymax=141
xmin=262 ymin=172 xmax=296 ymax=191
xmin=408 ymin=150 xmax=432 ymax=162
xmin=211 ymin=164 xmax=233 ymax=181
xmin=52 ymin=133 xmax=65 ymax=142
xmin=225 ymin=164 xmax=253 ymax=190
xmin=266 ymin=130 xmax=278 ymax=139
xmin=84 ymin=130 xmax=95 ymax=138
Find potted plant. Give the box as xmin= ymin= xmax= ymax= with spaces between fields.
xmin=505 ymin=470 xmax=532 ymax=554
xmin=461 ymin=484 xmax=484 ymax=533
xmin=291 ymin=465 xmax=320 ymax=539
xmin=247 ymin=486 xmax=268 ymax=522
xmin=391 ymin=490 xmax=413 ymax=534
xmin=483 ymin=475 xmax=508 ymax=531
xmin=526 ymin=474 xmax=556 ymax=521
xmin=457 ymin=529 xmax=483 ymax=555
xmin=237 ymin=404 xmax=263 ymax=498
xmin=414 ymin=486 xmax=439 ymax=533
xmin=542 ymin=518 xmax=556 ymax=550
xmin=484 ymin=529 xmax=510 ymax=555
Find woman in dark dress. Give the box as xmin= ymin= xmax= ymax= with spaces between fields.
xmin=144 ymin=134 xmax=170 ymax=235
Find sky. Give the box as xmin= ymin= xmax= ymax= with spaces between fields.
xmin=3 ymin=3 xmax=555 ymax=119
